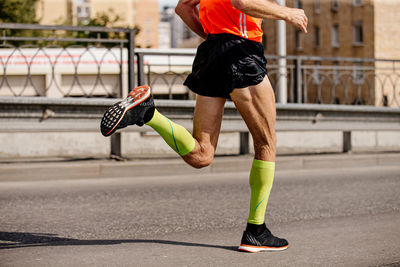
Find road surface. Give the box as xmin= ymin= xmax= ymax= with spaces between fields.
xmin=0 ymin=159 xmax=399 ymax=266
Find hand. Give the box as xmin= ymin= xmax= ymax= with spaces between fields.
xmin=286 ymin=8 xmax=308 ymax=33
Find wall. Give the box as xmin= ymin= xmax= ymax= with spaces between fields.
xmin=373 ymin=0 xmax=400 ymax=107
xmin=36 ymin=0 xmax=70 ymax=24
xmin=133 ymin=0 xmax=160 ymax=48
xmin=1 ymin=129 xmax=399 ymax=159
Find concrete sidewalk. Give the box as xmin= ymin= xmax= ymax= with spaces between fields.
xmin=0 ymin=152 xmax=399 ymax=182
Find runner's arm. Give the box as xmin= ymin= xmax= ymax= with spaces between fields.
xmin=175 ymin=0 xmax=207 ymax=39
xmin=231 ymin=0 xmax=308 ymax=33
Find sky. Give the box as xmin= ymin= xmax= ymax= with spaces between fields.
xmin=158 ymin=0 xmax=178 ymax=9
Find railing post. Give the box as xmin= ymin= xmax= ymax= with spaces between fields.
xmin=296 ymin=58 xmax=303 ymax=103
xmin=111 ymin=133 xmax=122 ymax=158
xmin=343 ymin=131 xmax=352 ymax=153
xmin=128 ymin=28 xmax=136 ymax=92
xmin=119 ymin=41 xmax=124 ymax=97
xmin=239 ymin=132 xmax=249 ymax=155
xmin=276 ymin=0 xmax=287 ymax=104
xmin=110 ymin=28 xmax=135 ymax=159
xmin=137 ymin=53 xmax=145 ymax=86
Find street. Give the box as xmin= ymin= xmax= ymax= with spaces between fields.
xmin=0 ymin=158 xmax=399 ymax=266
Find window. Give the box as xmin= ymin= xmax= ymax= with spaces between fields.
xmin=331 ymin=24 xmax=339 ymax=47
xmin=75 ymin=0 xmax=90 ymax=24
xmin=315 ymin=0 xmax=320 ymax=14
xmin=352 ymin=0 xmax=363 ymax=6
xmin=353 ymin=22 xmax=363 ymax=45
xmin=315 ymin=26 xmax=320 ymax=48
xmin=331 ymin=0 xmax=339 ymax=12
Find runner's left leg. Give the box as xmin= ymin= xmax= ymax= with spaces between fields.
xmin=101 ymin=86 xmax=226 ymax=168
xmin=181 ymin=95 xmax=226 ymax=168
xmin=146 ymin=94 xmax=226 ymax=168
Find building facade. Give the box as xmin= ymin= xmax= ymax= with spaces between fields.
xmin=36 ymin=0 xmax=159 ymax=48
xmin=262 ymin=0 xmax=400 ymax=107
xmin=263 ymin=0 xmax=378 ymax=58
xmin=160 ymin=6 xmax=199 ymax=48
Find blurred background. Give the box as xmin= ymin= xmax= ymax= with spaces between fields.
xmin=0 ymin=2 xmax=399 ymax=265
xmin=0 ymin=0 xmax=399 ymax=159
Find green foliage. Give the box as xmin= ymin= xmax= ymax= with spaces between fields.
xmin=0 ymin=0 xmax=41 ymax=46
xmin=0 ymin=3 xmax=138 ymax=48
xmin=0 ymin=0 xmax=39 ymax=24
xmin=73 ymin=8 xmax=140 ymax=44
xmin=66 ymin=8 xmax=140 ymax=47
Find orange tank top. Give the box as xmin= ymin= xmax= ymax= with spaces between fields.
xmin=199 ymin=0 xmax=263 ymax=43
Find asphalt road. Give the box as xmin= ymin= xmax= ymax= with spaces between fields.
xmin=0 ymin=163 xmax=399 ymax=266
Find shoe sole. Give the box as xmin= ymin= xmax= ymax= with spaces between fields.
xmin=101 ymin=85 xmax=151 ymax=137
xmin=238 ymin=244 xmax=289 ymax=253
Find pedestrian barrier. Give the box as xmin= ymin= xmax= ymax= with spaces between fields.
xmin=1 ymin=96 xmax=399 ymax=157
xmin=1 ymin=23 xmax=399 ymax=107
xmin=0 ymin=23 xmax=399 ymax=158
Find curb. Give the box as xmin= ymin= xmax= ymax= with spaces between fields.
xmin=0 ymin=153 xmax=399 ymax=182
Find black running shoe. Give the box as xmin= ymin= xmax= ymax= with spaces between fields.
xmin=238 ymin=227 xmax=289 ymax=253
xmin=100 ymin=85 xmax=155 ymax=137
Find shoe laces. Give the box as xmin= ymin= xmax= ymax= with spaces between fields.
xmin=259 ymin=227 xmax=272 ymax=238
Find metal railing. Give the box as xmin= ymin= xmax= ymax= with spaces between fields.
xmin=136 ymin=50 xmax=400 ymax=107
xmin=0 ymin=23 xmax=399 ymax=107
xmin=1 ymin=96 xmax=399 ymax=156
xmin=0 ymin=23 xmax=136 ymax=98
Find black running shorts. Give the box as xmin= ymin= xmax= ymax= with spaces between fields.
xmin=184 ymin=33 xmax=267 ymax=99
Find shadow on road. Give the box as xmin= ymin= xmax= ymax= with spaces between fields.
xmin=0 ymin=232 xmax=237 ymax=252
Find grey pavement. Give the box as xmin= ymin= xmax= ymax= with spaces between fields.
xmin=0 ymin=154 xmax=399 ymax=266
xmin=1 ymin=152 xmax=399 ymax=181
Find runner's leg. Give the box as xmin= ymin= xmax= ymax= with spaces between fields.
xmin=230 ymin=76 xmax=277 ymax=225
xmin=147 ymin=94 xmax=226 ymax=168
xmin=182 ymin=95 xmax=226 ymax=168
xmin=230 ymin=77 xmax=276 ymax=162
xmin=232 ymin=76 xmax=287 ymax=252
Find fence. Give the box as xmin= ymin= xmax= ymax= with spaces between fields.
xmin=1 ymin=96 xmax=400 ymax=158
xmin=1 ymin=24 xmax=399 ymax=158
xmin=137 ymin=51 xmax=400 ymax=107
xmin=0 ymin=23 xmax=399 ymax=107
xmin=0 ymin=23 xmax=136 ymax=98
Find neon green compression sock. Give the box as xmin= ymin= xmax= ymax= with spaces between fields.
xmin=145 ymin=109 xmax=195 ymax=157
xmin=247 ymin=159 xmax=275 ymax=225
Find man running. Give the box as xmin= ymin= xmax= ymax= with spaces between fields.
xmin=100 ymin=0 xmax=307 ymax=253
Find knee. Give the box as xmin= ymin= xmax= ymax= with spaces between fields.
xmin=191 ymin=154 xmax=214 ymax=169
xmin=186 ymin=143 xmax=215 ymax=169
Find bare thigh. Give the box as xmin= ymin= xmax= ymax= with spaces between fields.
xmin=182 ymin=94 xmax=226 ymax=168
xmin=230 ymin=76 xmax=277 ymax=162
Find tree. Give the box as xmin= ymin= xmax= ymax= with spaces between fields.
xmin=0 ymin=0 xmax=38 ymax=23
xmin=0 ymin=3 xmax=139 ymax=47
xmin=0 ymin=0 xmax=41 ymax=46
xmin=75 ymin=8 xmax=140 ymax=42
xmin=68 ymin=8 xmax=140 ymax=47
